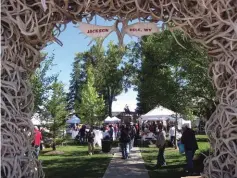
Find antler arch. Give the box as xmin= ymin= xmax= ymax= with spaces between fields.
xmin=1 ymin=0 xmax=236 ymax=178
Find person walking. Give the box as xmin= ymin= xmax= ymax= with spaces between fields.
xmin=181 ymin=125 xmax=198 ymax=175
xmin=87 ymin=127 xmax=95 ymax=155
xmin=33 ymin=126 xmax=42 ymax=159
xmin=120 ymin=125 xmax=130 ymax=159
xmin=129 ymin=123 xmax=136 ymax=151
xmin=155 ymin=124 xmax=166 ymax=168
xmin=169 ymin=125 xmax=175 ymax=147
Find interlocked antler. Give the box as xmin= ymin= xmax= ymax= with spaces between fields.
xmin=1 ymin=0 xmax=236 ymax=178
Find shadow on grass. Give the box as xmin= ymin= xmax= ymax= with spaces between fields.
xmin=42 ymin=155 xmax=111 ymax=178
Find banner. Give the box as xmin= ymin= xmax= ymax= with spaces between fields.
xmin=77 ymin=22 xmax=115 ymax=39
xmin=124 ymin=22 xmax=159 ymax=37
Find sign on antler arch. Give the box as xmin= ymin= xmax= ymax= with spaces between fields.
xmin=124 ymin=22 xmax=160 ymax=37
xmin=77 ymin=22 xmax=115 ymax=39
xmin=77 ymin=21 xmax=160 ymax=44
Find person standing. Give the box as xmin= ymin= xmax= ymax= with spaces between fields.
xmin=135 ymin=123 xmax=139 ymax=137
xmin=114 ymin=124 xmax=118 ymax=139
xmin=109 ymin=125 xmax=113 ymax=140
xmin=33 ymin=126 xmax=42 ymax=159
xmin=120 ymin=125 xmax=130 ymax=159
xmin=79 ymin=125 xmax=86 ymax=143
xmin=155 ymin=124 xmax=166 ymax=168
xmin=181 ymin=125 xmax=198 ymax=175
xmin=87 ymin=127 xmax=95 ymax=155
xmin=169 ymin=125 xmax=175 ymax=147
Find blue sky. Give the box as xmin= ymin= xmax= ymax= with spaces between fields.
xmin=43 ymin=17 xmax=138 ymax=112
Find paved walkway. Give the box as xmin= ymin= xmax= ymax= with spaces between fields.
xmin=103 ymin=147 xmax=149 ymax=178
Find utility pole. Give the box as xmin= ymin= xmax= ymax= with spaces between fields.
xmin=174 ymin=112 xmax=178 ymax=149
xmin=174 ymin=66 xmax=178 ymax=149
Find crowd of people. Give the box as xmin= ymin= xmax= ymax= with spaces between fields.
xmin=32 ymin=120 xmax=198 ymax=175
xmin=81 ymin=123 xmax=139 ymax=156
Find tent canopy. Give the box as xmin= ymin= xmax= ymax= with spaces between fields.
xmin=141 ymin=106 xmax=175 ymax=121
xmin=31 ymin=113 xmax=41 ymax=125
xmin=104 ymin=116 xmax=111 ymax=121
xmin=104 ymin=116 xmax=120 ymax=123
xmin=66 ymin=115 xmax=81 ymax=124
xmin=31 ymin=118 xmax=40 ymax=126
xmin=177 ymin=118 xmax=191 ymax=129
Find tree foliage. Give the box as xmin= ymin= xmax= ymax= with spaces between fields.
xmin=67 ymin=55 xmax=85 ymax=113
xmin=31 ymin=53 xmax=68 ymax=150
xmin=79 ymin=65 xmax=105 ymax=125
xmin=93 ymin=41 xmax=125 ymax=116
xmin=127 ymin=31 xmax=216 ymax=119
xmin=30 ymin=53 xmax=57 ymax=113
xmin=68 ymin=41 xmax=129 ymax=117
xmin=43 ymin=79 xmax=68 ymax=150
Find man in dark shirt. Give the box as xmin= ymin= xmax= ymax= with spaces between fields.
xmin=120 ymin=125 xmax=130 ymax=159
xmin=79 ymin=126 xmax=86 ymax=143
xmin=181 ymin=126 xmax=198 ymax=175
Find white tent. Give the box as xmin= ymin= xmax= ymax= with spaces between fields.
xmin=31 ymin=113 xmax=41 ymax=126
xmin=31 ymin=117 xmax=41 ymax=126
xmin=177 ymin=118 xmax=191 ymax=129
xmin=112 ymin=116 xmax=120 ymax=121
xmin=104 ymin=116 xmax=111 ymax=123
xmin=141 ymin=106 xmax=176 ymax=121
xmin=104 ymin=116 xmax=121 ymax=123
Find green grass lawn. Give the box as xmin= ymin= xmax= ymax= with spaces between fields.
xmin=141 ymin=135 xmax=210 ymax=178
xmin=39 ymin=145 xmax=112 ymax=178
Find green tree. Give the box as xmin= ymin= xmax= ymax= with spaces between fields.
xmin=80 ymin=65 xmax=105 ymax=125
xmin=128 ymin=31 xmax=216 ymax=119
xmin=30 ymin=53 xmax=57 ymax=113
xmin=44 ymin=80 xmax=68 ymax=150
xmin=94 ymin=41 xmax=125 ymax=116
xmin=71 ymin=41 xmax=128 ymax=117
xmin=67 ymin=56 xmax=86 ymax=114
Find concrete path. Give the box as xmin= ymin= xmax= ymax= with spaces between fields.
xmin=103 ymin=147 xmax=149 ymax=178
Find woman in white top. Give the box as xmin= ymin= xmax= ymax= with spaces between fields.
xmin=169 ymin=125 xmax=175 ymax=147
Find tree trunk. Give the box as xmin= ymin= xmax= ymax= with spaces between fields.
xmin=107 ymin=86 xmax=113 ymax=117
xmin=108 ymin=99 xmax=112 ymax=117
xmin=52 ymin=141 xmax=56 ymax=151
xmin=52 ymin=120 xmax=56 ymax=150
